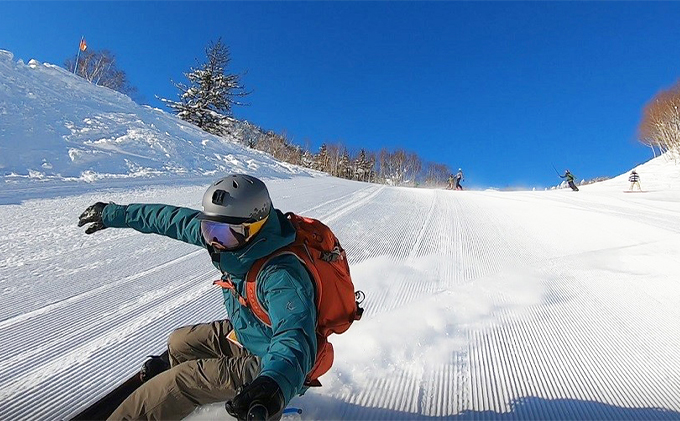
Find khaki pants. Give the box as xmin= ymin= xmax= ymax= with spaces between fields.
xmin=108 ymin=320 xmax=260 ymax=421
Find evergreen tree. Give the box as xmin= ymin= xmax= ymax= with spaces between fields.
xmin=301 ymin=150 xmax=315 ymax=168
xmin=353 ymin=149 xmax=370 ymax=181
xmin=314 ymin=144 xmax=329 ymax=172
xmin=339 ymin=150 xmax=351 ymax=179
xmin=162 ymin=38 xmax=249 ymax=135
xmin=366 ymin=153 xmax=376 ymax=183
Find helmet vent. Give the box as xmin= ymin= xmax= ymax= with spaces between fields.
xmin=212 ymin=190 xmax=226 ymax=205
xmin=232 ymin=180 xmax=239 ymax=189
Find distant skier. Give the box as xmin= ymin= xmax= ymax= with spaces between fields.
xmin=559 ymin=169 xmax=579 ymax=191
xmin=78 ymin=174 xmax=362 ymax=421
xmin=447 ymin=174 xmax=455 ymax=190
xmin=628 ymin=170 xmax=641 ymax=191
xmin=454 ymin=168 xmax=464 ymax=190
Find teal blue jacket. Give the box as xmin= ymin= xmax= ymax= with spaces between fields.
xmin=102 ymin=203 xmax=317 ymax=405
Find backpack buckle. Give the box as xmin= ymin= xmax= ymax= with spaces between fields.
xmin=320 ymin=246 xmax=342 ymax=262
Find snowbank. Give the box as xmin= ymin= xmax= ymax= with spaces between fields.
xmin=0 ymin=50 xmax=317 ymax=183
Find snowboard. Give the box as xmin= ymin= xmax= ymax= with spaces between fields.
xmin=624 ymin=190 xmax=647 ymax=193
xmin=70 ymin=370 xmax=304 ymax=420
xmin=70 ymin=367 xmax=304 ymax=421
xmin=70 ymin=371 xmax=143 ymax=420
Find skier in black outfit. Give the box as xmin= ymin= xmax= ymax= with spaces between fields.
xmin=454 ymin=169 xmax=464 ymax=190
xmin=559 ymin=169 xmax=579 ymax=191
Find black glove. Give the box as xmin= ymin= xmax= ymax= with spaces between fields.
xmin=225 ymin=376 xmax=285 ymax=421
xmin=78 ymin=202 xmax=109 ymax=234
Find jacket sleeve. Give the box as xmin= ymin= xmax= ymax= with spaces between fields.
xmin=257 ymin=256 xmax=317 ymax=405
xmin=101 ymin=203 xmax=205 ymax=248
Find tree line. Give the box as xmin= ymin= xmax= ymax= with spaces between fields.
xmin=156 ymin=39 xmax=453 ymax=187
xmin=227 ymin=123 xmax=453 ymax=187
xmin=66 ymin=39 xmax=453 ymax=187
xmin=68 ymin=37 xmax=680 ymax=186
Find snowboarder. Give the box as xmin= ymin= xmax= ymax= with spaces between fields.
xmin=628 ymin=170 xmax=641 ymax=191
xmin=454 ymin=168 xmax=464 ymax=190
xmin=447 ymin=174 xmax=455 ymax=190
xmin=77 ymin=174 xmax=324 ymax=421
xmin=559 ymin=169 xmax=579 ymax=191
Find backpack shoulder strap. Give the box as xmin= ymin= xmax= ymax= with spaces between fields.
xmin=244 ymin=249 xmax=309 ymax=327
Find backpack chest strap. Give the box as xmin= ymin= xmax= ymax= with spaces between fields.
xmin=213 ymin=276 xmax=249 ymax=307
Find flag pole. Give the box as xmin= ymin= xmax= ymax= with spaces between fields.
xmin=74 ymin=36 xmax=84 ymax=75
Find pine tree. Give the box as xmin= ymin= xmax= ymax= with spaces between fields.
xmin=314 ymin=144 xmax=329 ymax=172
xmin=366 ymin=153 xmax=376 ymax=182
xmin=301 ymin=150 xmax=315 ymax=168
xmin=353 ymin=149 xmax=369 ymax=181
xmin=339 ymin=150 xmax=351 ymax=179
xmin=162 ymin=38 xmax=248 ymax=135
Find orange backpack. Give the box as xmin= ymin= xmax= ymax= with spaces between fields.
xmin=243 ymin=212 xmax=363 ymax=386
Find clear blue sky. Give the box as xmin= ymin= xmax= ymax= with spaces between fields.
xmin=2 ymin=2 xmax=679 ymax=188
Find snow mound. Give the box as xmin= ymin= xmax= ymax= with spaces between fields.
xmin=586 ymin=151 xmax=680 ymax=192
xmin=0 ymin=50 xmax=317 ymax=183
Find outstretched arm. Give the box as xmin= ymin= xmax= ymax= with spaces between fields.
xmin=79 ymin=202 xmax=205 ymax=248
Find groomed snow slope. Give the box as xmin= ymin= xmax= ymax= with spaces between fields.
xmin=1 ymin=161 xmax=680 ymax=420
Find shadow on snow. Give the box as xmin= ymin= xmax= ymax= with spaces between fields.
xmin=301 ymin=395 xmax=680 ymax=420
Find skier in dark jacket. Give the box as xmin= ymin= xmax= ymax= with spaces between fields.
xmin=78 ymin=174 xmax=316 ymax=421
xmin=454 ymin=169 xmax=464 ymax=190
xmin=560 ymin=169 xmax=579 ymax=191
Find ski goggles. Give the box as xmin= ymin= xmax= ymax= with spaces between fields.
xmin=200 ymin=217 xmax=268 ymax=251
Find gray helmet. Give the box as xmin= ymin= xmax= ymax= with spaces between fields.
xmin=199 ymin=174 xmax=272 ymax=223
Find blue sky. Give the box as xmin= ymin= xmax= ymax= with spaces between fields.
xmin=2 ymin=2 xmax=679 ymax=188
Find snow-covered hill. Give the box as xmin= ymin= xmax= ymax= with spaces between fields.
xmin=0 ymin=49 xmax=315 ymax=183
xmin=588 ymin=150 xmax=680 ymax=192
xmin=2 ymin=50 xmax=680 ymax=421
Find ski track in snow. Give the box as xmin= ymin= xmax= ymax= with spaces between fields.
xmin=1 ymin=177 xmax=680 ymax=420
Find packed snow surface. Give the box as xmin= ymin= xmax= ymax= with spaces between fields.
xmin=2 ymin=166 xmax=680 ymax=420
xmin=1 ymin=49 xmax=680 ymax=420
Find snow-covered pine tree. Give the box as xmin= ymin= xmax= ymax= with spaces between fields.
xmin=354 ymin=149 xmax=375 ymax=181
xmin=339 ymin=150 xmax=351 ymax=179
xmin=314 ymin=144 xmax=329 ymax=172
xmin=368 ymin=155 xmax=376 ymax=182
xmin=162 ymin=38 xmax=248 ymax=135
xmin=301 ymin=150 xmax=315 ymax=169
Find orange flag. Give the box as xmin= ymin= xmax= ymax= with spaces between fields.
xmin=79 ymin=38 xmax=87 ymax=52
